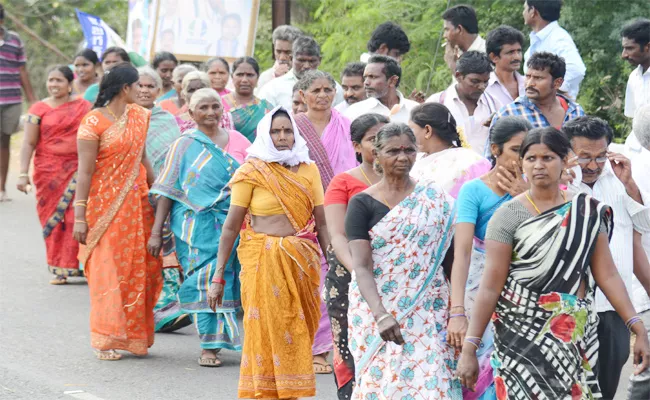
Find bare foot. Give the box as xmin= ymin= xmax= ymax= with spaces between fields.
xmin=0 ymin=191 xmax=11 ymax=202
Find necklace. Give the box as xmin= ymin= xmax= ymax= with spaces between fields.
xmin=525 ymin=190 xmax=567 ymax=214
xmin=359 ymin=164 xmax=374 ymax=186
xmin=380 ymin=192 xmax=392 ymax=208
xmin=105 ymin=104 xmax=120 ymax=120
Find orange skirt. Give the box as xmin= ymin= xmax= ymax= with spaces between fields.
xmin=237 ymin=228 xmax=321 ymax=399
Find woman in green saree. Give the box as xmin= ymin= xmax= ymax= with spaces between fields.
xmin=221 ymin=57 xmax=273 ymax=142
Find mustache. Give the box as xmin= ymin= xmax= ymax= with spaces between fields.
xmin=526 ymin=87 xmax=539 ymax=92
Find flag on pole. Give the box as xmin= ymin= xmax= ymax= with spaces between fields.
xmin=75 ymin=9 xmax=127 ymax=60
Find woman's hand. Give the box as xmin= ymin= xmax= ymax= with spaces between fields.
xmin=447 ymin=316 xmax=469 ymax=350
xmin=633 ymin=330 xmax=650 ymax=375
xmin=147 ymin=234 xmax=162 ymax=257
xmin=497 ymin=161 xmax=529 ymax=196
xmin=457 ymin=347 xmax=480 ymax=391
xmin=207 ymin=282 xmax=224 ymax=312
xmin=560 ymin=155 xmax=579 ymax=186
xmin=73 ymin=221 xmax=88 ymax=244
xmin=16 ymin=176 xmax=31 ymax=194
xmin=377 ymin=314 xmax=405 ymax=345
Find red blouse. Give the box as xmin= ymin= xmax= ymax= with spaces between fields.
xmin=324 ymin=172 xmax=369 ymax=206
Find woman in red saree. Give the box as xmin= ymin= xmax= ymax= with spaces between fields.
xmin=17 ymin=65 xmax=91 ymax=284
xmin=73 ymin=63 xmax=162 ymax=361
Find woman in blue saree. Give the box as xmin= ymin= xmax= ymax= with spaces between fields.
xmin=148 ymin=88 xmax=244 ymax=367
xmin=447 ymin=116 xmax=531 ymax=399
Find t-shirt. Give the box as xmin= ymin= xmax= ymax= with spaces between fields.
xmin=344 ymin=193 xmax=390 ymax=241
xmin=0 ymin=30 xmax=27 ymax=105
xmin=324 ymin=172 xmax=369 ymax=206
xmin=231 ymin=162 xmax=324 ymax=216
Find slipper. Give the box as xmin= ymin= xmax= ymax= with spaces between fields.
xmin=158 ymin=314 xmax=192 ymax=333
xmin=95 ymin=350 xmax=122 ymax=361
xmin=198 ymin=356 xmax=222 ymax=367
xmin=49 ymin=276 xmax=67 ymax=285
xmin=313 ymin=356 xmax=333 ymax=374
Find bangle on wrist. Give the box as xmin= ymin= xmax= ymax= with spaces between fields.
xmin=450 ymin=313 xmax=466 ymax=319
xmin=74 ymin=219 xmax=87 ymax=224
xmin=375 ymin=313 xmax=393 ymax=325
xmin=19 ymin=173 xmax=29 ymax=178
xmin=211 ymin=277 xmax=226 ymax=285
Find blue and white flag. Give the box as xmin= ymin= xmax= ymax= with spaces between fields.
xmin=76 ymin=9 xmax=127 ymax=60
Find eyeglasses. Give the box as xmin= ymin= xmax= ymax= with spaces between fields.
xmin=577 ymin=156 xmax=608 ymax=165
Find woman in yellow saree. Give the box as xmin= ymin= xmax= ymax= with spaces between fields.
xmin=209 ymin=106 xmax=330 ymax=399
xmin=74 ymin=63 xmax=163 ymax=361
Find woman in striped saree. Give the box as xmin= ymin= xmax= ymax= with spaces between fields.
xmin=457 ymin=128 xmax=650 ymax=399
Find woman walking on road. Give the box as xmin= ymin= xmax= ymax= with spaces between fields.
xmin=17 ymin=65 xmax=91 ymax=284
xmin=74 ymin=63 xmax=162 ymax=361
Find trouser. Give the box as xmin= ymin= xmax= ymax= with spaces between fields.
xmin=596 ymin=311 xmax=630 ymax=399
xmin=626 ymin=310 xmax=650 ymax=399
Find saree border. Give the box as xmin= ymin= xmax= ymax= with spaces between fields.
xmin=42 ymin=173 xmax=77 ymax=239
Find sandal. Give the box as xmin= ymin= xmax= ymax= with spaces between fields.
xmin=49 ymin=276 xmax=67 ymax=285
xmin=95 ymin=350 xmax=122 ymax=361
xmin=198 ymin=355 xmax=222 ymax=368
xmin=313 ymin=354 xmax=333 ymax=374
xmin=158 ymin=314 xmax=192 ymax=333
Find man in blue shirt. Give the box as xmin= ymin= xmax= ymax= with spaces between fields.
xmin=522 ymin=0 xmax=586 ymax=99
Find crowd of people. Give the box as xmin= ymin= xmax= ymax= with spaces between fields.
xmin=2 ymin=1 xmax=650 ymax=399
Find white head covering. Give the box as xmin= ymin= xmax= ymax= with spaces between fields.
xmin=246 ymin=106 xmax=313 ymax=166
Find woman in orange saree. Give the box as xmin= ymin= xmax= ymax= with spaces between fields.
xmin=209 ymin=106 xmax=330 ymax=399
xmin=73 ymin=63 xmax=162 ymax=361
xmin=17 ymin=65 xmax=91 ymax=284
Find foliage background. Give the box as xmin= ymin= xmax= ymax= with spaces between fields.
xmin=5 ymin=0 xmax=645 ymax=141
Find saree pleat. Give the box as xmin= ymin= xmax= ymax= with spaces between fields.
xmin=28 ymin=98 xmax=91 ymax=275
xmin=78 ymin=104 xmax=163 ymax=355
xmin=348 ymin=182 xmax=461 ymax=399
xmin=232 ymin=159 xmax=322 ymax=399
xmin=490 ymin=193 xmax=612 ymax=399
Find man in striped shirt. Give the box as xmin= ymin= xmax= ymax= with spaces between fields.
xmin=0 ymin=4 xmax=35 ymax=201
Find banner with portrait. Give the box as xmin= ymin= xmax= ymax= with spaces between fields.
xmin=127 ymin=0 xmax=261 ymax=63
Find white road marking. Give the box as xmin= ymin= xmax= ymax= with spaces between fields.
xmin=64 ymin=391 xmax=107 ymax=400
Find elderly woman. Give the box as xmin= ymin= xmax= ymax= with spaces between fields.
xmin=323 ymin=113 xmax=388 ymax=399
xmin=345 ymin=123 xmax=460 ymax=399
xmin=209 ymin=106 xmax=330 ymax=398
xmin=149 ymin=88 xmax=250 ymax=367
xmin=158 ymin=63 xmax=197 ymax=115
xmin=294 ymin=70 xmax=357 ymax=372
xmin=134 ymin=66 xmax=189 ymax=333
xmin=17 ymin=65 xmax=91 ymax=284
xmin=221 ymin=57 xmax=273 ymax=141
xmin=408 ymin=102 xmax=491 ymax=198
xmin=175 ymin=71 xmax=235 ymax=133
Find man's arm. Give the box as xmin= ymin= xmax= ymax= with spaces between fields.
xmin=19 ymin=65 xmax=36 ymax=103
xmin=555 ymin=37 xmax=586 ymax=100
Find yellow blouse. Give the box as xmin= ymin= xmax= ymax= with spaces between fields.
xmin=231 ymin=162 xmax=324 ymax=216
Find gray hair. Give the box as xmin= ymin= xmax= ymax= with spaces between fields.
xmin=272 ymin=25 xmax=303 ymax=44
xmin=633 ymin=104 xmax=650 ymax=151
xmin=188 ymin=88 xmax=222 ymax=112
xmin=137 ymin=66 xmax=162 ymax=89
xmin=172 ymin=63 xmax=198 ymax=83
xmin=181 ymin=71 xmax=211 ymax=101
xmin=293 ymin=36 xmax=321 ymax=57
xmin=297 ymin=70 xmax=335 ymax=92
xmin=373 ymin=122 xmax=417 ymax=174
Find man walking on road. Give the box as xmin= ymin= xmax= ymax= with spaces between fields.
xmin=0 ymin=3 xmax=36 ymax=202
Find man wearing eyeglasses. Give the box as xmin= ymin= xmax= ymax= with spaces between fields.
xmin=259 ymin=36 xmax=344 ymax=110
xmin=563 ymin=115 xmax=650 ymax=400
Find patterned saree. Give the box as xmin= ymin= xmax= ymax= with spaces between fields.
xmin=27 ymin=98 xmax=91 ymax=277
xmin=78 ymin=104 xmax=163 ymax=355
xmin=491 ymin=193 xmax=612 ymax=399
xmin=232 ymin=159 xmax=322 ymax=399
xmin=348 ymin=182 xmax=462 ymax=399
xmin=222 ymin=93 xmax=273 ymax=142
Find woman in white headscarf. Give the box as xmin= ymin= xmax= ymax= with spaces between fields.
xmin=209 ymin=106 xmax=330 ymax=399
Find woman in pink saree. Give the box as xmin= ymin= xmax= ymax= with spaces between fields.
xmin=294 ymin=70 xmax=357 ymax=374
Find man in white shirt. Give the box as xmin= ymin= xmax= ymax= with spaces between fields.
xmin=522 ymin=0 xmax=586 ymax=99
xmin=360 ymin=21 xmax=411 ymax=64
xmin=255 ymin=25 xmax=302 ymax=94
xmin=622 ymin=18 xmax=650 ymax=120
xmin=335 ymin=62 xmax=367 ymax=114
xmin=442 ymin=4 xmax=485 ymax=77
xmin=426 ymin=51 xmax=499 ymax=156
xmin=564 ymin=116 xmax=650 ymax=400
xmin=626 ymin=105 xmax=650 ymax=400
xmin=344 ymin=55 xmax=418 ymax=125
xmin=258 ymin=36 xmax=344 ymax=110
xmin=485 ymin=25 xmax=526 ymax=108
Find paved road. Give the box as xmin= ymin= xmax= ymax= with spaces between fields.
xmin=0 ymin=138 xmax=636 ymax=400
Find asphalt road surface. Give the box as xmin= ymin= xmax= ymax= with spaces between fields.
xmin=0 ymin=138 xmax=635 ymax=400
